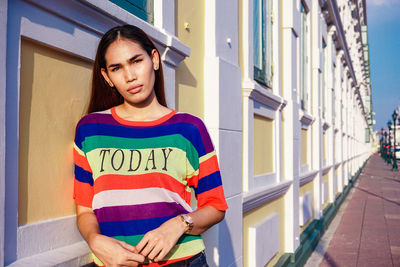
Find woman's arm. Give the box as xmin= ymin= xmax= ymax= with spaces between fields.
xmin=135 ymin=205 xmax=225 ymax=262
xmin=76 ymin=205 xmax=145 ymax=266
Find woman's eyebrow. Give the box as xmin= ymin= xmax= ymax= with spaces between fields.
xmin=107 ymin=54 xmax=143 ymax=68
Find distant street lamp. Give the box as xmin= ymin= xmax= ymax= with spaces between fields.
xmin=392 ymin=111 xmax=398 ymax=171
xmin=380 ymin=128 xmax=384 ymax=158
xmin=388 ymin=120 xmax=392 ymax=165
xmin=384 ymin=131 xmax=388 ymax=163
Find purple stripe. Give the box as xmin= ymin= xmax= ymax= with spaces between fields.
xmin=94 ymin=202 xmax=188 ymax=223
xmin=164 ymin=113 xmax=214 ymax=154
xmin=77 ymin=112 xmax=214 ymax=154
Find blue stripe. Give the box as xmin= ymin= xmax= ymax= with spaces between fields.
xmin=74 ymin=165 xmax=94 ymax=186
xmin=195 ymin=171 xmax=222 ymax=195
xmin=99 ymin=216 xmax=173 ymax=236
xmin=76 ymin=122 xmax=207 ymax=156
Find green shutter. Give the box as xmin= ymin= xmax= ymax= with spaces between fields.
xmin=109 ymin=0 xmax=154 ymax=24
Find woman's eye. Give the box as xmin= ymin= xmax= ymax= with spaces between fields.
xmin=133 ymin=59 xmax=142 ymax=64
xmin=111 ymin=67 xmax=120 ymax=72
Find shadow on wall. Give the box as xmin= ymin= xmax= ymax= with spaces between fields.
xmin=203 ymin=219 xmax=237 ymax=267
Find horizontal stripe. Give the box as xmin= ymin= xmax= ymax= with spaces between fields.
xmin=93 ymin=173 xmax=191 ymax=196
xmin=99 ymin=216 xmax=173 ymax=236
xmin=77 ymin=112 xmax=214 ymax=152
xmin=113 ymin=233 xmax=202 ymax=247
xmin=74 ymin=166 xmax=93 ymax=185
xmin=85 ymin=147 xmax=194 ymax=181
xmin=73 ymin=143 xmax=85 ymax=157
xmin=199 ymin=150 xmax=216 ymax=164
xmin=73 ymin=148 xmax=92 ymax=172
xmin=197 ymin=185 xmax=228 ymax=211
xmin=111 ymin=107 xmax=177 ymax=126
xmin=92 ymin=187 xmax=193 ymax=212
xmin=73 ymin=180 xmax=93 ymax=208
xmin=94 ymin=202 xmax=188 ymax=223
xmin=196 ymin=171 xmax=222 ymax=195
xmin=199 ymin=154 xmax=220 ymax=179
xmin=76 ymin=122 xmax=209 ymax=157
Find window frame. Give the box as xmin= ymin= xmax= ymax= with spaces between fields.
xmin=299 ymin=1 xmax=310 ymax=111
xmin=253 ymin=0 xmax=273 ymax=88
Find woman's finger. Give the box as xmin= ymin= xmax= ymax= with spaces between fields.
xmin=119 ymin=241 xmax=138 ymax=253
xmin=135 ymin=236 xmax=149 ymax=252
xmin=147 ymin=243 xmax=163 ymax=260
xmin=154 ymin=248 xmax=168 ymax=262
xmin=139 ymin=240 xmax=156 ymax=257
xmin=125 ymin=251 xmax=145 ymax=263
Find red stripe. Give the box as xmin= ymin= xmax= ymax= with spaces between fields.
xmin=199 ymin=155 xmax=220 ymax=179
xmin=73 ymin=179 xmax=93 ymax=208
xmin=197 ymin=185 xmax=228 ymax=211
xmin=94 ymin=254 xmax=194 ymax=267
xmin=94 ymin=173 xmax=190 ymax=201
xmin=73 ymin=148 xmax=92 ymax=172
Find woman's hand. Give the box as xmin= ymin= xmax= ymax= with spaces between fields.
xmin=76 ymin=205 xmax=145 ymax=267
xmin=89 ymin=234 xmax=145 ymax=267
xmin=136 ymin=216 xmax=186 ymax=262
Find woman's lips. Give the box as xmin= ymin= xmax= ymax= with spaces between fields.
xmin=128 ymin=85 xmax=142 ymax=94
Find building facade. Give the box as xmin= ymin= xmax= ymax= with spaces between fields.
xmin=0 ymin=0 xmax=373 ymax=266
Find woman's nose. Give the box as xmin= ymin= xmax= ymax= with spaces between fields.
xmin=124 ymin=66 xmax=136 ymax=82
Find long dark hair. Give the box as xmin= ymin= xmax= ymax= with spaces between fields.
xmin=87 ymin=24 xmax=167 ymax=114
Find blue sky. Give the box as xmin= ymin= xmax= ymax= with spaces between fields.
xmin=367 ymin=0 xmax=400 ymax=130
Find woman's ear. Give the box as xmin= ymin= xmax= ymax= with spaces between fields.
xmin=151 ymin=49 xmax=160 ymax=70
xmin=101 ymin=68 xmax=114 ymax=87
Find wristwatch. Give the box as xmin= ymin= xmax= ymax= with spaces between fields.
xmin=179 ymin=214 xmax=194 ymax=234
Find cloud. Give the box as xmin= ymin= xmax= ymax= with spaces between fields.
xmin=367 ymin=0 xmax=400 ymax=6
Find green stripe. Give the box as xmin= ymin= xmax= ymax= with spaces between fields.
xmin=83 ymin=134 xmax=199 ymax=170
xmin=113 ymin=234 xmax=202 ymax=246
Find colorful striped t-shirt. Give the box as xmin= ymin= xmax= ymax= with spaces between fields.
xmin=73 ymin=107 xmax=228 ymax=266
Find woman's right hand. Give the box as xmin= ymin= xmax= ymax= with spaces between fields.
xmin=89 ymin=233 xmax=145 ymax=267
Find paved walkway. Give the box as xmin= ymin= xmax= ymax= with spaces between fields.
xmin=305 ymin=153 xmax=400 ymax=267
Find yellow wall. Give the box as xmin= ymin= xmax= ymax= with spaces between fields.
xmin=335 ymin=167 xmax=339 ymax=194
xmin=243 ymin=196 xmax=285 ymax=267
xmin=254 ymin=115 xmax=274 ymax=175
xmin=281 ymin=114 xmax=285 ymax=179
xmin=322 ymin=172 xmax=330 ymax=209
xmin=322 ymin=172 xmax=329 ymax=183
xmin=299 ymin=180 xmax=314 ymax=232
xmin=19 ymin=39 xmax=92 ymax=225
xmin=175 ymin=0 xmax=204 ymax=118
xmin=301 ymin=129 xmax=308 ymax=166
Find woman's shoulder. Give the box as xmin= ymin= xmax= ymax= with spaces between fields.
xmin=76 ymin=109 xmax=112 ymax=129
xmin=172 ymin=112 xmax=211 ymax=136
xmin=173 ymin=112 xmax=206 ymax=127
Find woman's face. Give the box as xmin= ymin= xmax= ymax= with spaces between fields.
xmin=101 ymin=38 xmax=159 ymax=107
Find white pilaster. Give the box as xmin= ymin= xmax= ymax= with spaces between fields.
xmin=282 ymin=0 xmax=300 ymax=252
xmin=203 ymin=1 xmax=243 ymax=266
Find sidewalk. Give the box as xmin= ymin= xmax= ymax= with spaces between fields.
xmin=305 ymin=153 xmax=400 ymax=267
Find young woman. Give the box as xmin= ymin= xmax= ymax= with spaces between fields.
xmin=73 ymin=25 xmax=228 ymax=267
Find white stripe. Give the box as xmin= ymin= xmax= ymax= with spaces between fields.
xmin=92 ymin=187 xmax=193 ymax=212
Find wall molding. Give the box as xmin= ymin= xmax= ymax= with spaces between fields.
xmin=243 ymin=180 xmax=292 ymax=213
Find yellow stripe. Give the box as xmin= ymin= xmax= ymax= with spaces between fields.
xmin=74 ymin=143 xmax=85 ymax=156
xmin=86 ymin=147 xmax=191 ymax=190
xmin=199 ymin=150 xmax=216 ymax=164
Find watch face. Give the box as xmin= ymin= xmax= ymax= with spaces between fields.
xmin=183 ymin=214 xmax=193 ymax=224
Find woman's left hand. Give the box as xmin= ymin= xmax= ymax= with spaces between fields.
xmin=136 ymin=216 xmax=186 ymax=262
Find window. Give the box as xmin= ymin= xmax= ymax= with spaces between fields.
xmin=109 ymin=0 xmax=154 ymax=24
xmin=300 ymin=2 xmax=309 ymax=111
xmin=254 ymin=0 xmax=272 ymax=87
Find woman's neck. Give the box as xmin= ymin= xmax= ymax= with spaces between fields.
xmin=116 ymin=93 xmax=171 ymax=122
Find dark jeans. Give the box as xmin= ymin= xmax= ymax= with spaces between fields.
xmin=166 ymin=251 xmax=209 ymax=267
